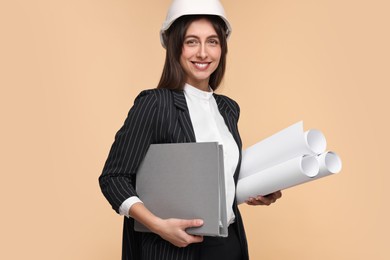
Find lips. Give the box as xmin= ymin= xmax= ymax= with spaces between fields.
xmin=191 ymin=62 xmax=211 ymax=70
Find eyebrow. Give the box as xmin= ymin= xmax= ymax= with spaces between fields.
xmin=184 ymin=34 xmax=219 ymax=39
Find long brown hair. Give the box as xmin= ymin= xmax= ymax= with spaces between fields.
xmin=157 ymin=15 xmax=228 ymax=91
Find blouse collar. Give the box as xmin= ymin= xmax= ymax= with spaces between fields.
xmin=183 ymin=83 xmax=213 ymax=100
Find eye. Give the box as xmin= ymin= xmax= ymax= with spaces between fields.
xmin=208 ymin=38 xmax=220 ymax=46
xmin=185 ymin=38 xmax=199 ymax=46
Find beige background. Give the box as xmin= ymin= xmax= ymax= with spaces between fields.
xmin=1 ymin=0 xmax=389 ymax=259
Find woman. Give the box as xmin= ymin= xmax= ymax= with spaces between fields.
xmin=99 ymin=1 xmax=282 ymax=259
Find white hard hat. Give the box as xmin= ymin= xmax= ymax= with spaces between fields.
xmin=160 ymin=0 xmax=232 ymax=48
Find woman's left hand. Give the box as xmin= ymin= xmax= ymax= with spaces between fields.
xmin=245 ymin=190 xmax=282 ymax=206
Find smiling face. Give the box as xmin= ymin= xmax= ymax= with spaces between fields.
xmin=180 ymin=18 xmax=222 ymax=91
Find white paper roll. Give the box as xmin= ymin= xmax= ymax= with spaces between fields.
xmin=305 ymin=129 xmax=327 ymax=154
xmin=316 ymin=151 xmax=342 ymax=178
xmin=239 ymin=121 xmax=327 ymax=180
xmin=236 ymin=155 xmax=319 ymax=204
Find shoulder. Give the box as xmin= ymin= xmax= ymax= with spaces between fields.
xmin=213 ymin=93 xmax=240 ymax=118
xmin=134 ymin=88 xmax=176 ymax=105
xmin=131 ymin=89 xmax=172 ymax=112
xmin=134 ymin=88 xmax=172 ymax=100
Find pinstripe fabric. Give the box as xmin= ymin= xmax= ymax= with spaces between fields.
xmin=99 ymin=88 xmax=249 ymax=260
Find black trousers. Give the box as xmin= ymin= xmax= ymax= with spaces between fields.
xmin=199 ymin=224 xmax=243 ymax=260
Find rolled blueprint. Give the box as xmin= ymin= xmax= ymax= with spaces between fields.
xmin=239 ymin=121 xmax=327 ymax=180
xmin=236 ymin=155 xmax=319 ymax=204
xmin=316 ymin=151 xmax=342 ymax=178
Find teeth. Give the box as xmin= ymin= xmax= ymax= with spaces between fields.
xmin=194 ymin=63 xmax=208 ymax=68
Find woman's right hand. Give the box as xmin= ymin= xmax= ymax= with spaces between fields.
xmin=152 ymin=218 xmax=204 ymax=247
xmin=129 ymin=202 xmax=204 ymax=248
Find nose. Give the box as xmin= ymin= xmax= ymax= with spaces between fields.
xmin=196 ymin=43 xmax=208 ymax=59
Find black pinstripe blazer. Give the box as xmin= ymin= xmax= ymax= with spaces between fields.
xmin=99 ymin=88 xmax=249 ymax=260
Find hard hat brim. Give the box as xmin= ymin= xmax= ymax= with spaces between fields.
xmin=160 ymin=14 xmax=232 ymax=49
xmin=160 ymin=0 xmax=232 ymax=48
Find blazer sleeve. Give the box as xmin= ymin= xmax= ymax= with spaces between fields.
xmin=99 ymin=90 xmax=159 ymax=213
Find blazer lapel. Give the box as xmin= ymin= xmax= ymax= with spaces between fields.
xmin=214 ymin=95 xmax=242 ymax=149
xmin=172 ymin=90 xmax=196 ymax=143
xmin=214 ymin=94 xmax=243 ymax=182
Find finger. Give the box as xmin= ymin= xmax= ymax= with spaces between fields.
xmin=179 ymin=228 xmax=204 ymax=246
xmin=264 ymin=191 xmax=281 ymax=203
xmin=181 ymin=219 xmax=204 ymax=229
xmin=177 ymin=234 xmax=204 ymax=247
xmin=270 ymin=191 xmax=282 ymax=201
xmin=246 ymin=197 xmax=265 ymax=206
xmin=263 ymin=195 xmax=276 ymax=203
xmin=189 ymin=235 xmax=204 ymax=244
xmin=269 ymin=193 xmax=278 ymax=203
xmin=247 ymin=201 xmax=261 ymax=206
xmin=245 ymin=200 xmax=255 ymax=205
xmin=255 ymin=195 xmax=272 ymax=205
xmin=246 ymin=197 xmax=257 ymax=205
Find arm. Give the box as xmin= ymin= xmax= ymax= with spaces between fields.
xmin=99 ymin=91 xmax=158 ymax=211
xmin=99 ymin=90 xmax=203 ymax=247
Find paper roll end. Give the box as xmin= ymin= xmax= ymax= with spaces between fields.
xmin=305 ymin=129 xmax=327 ymax=154
xmin=301 ymin=156 xmax=319 ymax=177
xmin=324 ymin=151 xmax=342 ymax=174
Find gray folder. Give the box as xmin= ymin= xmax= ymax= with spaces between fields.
xmin=134 ymin=142 xmax=228 ymax=237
